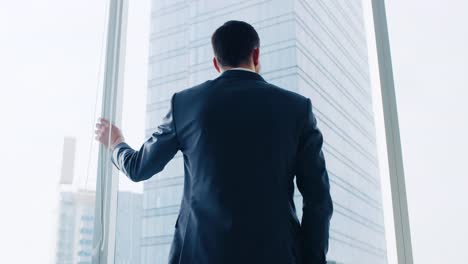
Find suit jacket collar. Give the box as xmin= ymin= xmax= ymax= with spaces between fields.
xmin=217 ymin=69 xmax=266 ymax=82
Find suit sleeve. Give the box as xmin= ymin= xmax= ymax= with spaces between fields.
xmin=295 ymin=98 xmax=333 ymax=264
xmin=111 ymin=93 xmax=180 ymax=182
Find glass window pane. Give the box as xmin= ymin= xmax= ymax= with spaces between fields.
xmin=0 ymin=1 xmax=108 ymax=263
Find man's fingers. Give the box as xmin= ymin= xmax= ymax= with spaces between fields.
xmin=97 ymin=121 xmax=109 ymax=128
xmin=96 ymin=120 xmax=112 ymax=132
xmin=95 ymin=118 xmax=122 ymax=149
xmin=99 ymin=117 xmax=110 ymax=125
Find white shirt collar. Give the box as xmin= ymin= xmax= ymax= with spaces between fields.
xmin=223 ymin=67 xmax=256 ymax=73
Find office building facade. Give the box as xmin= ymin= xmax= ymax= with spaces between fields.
xmin=55 ymin=191 xmax=95 ymax=264
xmin=143 ymin=0 xmax=387 ymax=263
xmin=55 ymin=190 xmax=143 ymax=264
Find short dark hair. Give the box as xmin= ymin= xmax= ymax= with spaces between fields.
xmin=211 ymin=20 xmax=260 ymax=67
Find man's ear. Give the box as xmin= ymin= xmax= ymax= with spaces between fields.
xmin=252 ymin=47 xmax=260 ymax=67
xmin=213 ymin=57 xmax=221 ymax=73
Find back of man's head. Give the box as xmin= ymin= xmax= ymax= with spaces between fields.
xmin=211 ymin=20 xmax=260 ymax=68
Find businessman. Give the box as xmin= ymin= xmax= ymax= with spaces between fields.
xmin=95 ymin=20 xmax=333 ymax=264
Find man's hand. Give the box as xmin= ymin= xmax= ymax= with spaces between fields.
xmin=95 ymin=117 xmax=125 ymax=151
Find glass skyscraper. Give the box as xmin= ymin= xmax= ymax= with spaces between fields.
xmin=143 ymin=0 xmax=387 ymax=263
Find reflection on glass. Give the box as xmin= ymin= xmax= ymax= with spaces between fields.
xmin=115 ymin=0 xmax=388 ymax=263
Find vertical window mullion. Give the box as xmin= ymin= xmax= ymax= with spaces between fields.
xmin=92 ymin=0 xmax=129 ymax=263
xmin=371 ymin=0 xmax=414 ymax=263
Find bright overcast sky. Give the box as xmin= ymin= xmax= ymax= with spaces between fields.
xmin=0 ymin=0 xmax=466 ymax=263
xmin=385 ymin=0 xmax=468 ymax=263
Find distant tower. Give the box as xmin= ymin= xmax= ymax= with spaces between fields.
xmin=59 ymin=137 xmax=76 ymax=185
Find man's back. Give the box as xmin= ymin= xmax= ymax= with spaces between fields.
xmin=171 ymin=69 xmax=310 ymax=263
xmin=162 ymin=70 xmax=332 ymax=263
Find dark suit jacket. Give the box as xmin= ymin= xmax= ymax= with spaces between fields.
xmin=112 ymin=69 xmax=333 ymax=264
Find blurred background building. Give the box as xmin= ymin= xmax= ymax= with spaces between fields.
xmin=55 ymin=190 xmax=143 ymax=264
xmin=55 ymin=190 xmax=95 ymax=264
xmin=55 ymin=138 xmax=143 ymax=264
